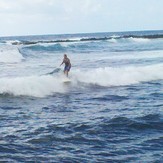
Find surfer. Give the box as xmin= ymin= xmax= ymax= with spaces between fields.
xmin=60 ymin=54 xmax=71 ymax=77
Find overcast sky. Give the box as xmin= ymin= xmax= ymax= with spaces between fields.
xmin=0 ymin=0 xmax=163 ymax=36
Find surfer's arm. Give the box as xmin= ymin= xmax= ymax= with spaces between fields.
xmin=60 ymin=60 xmax=64 ymax=66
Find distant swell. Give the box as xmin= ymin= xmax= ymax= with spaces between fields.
xmin=22 ymin=43 xmax=66 ymax=52
xmin=10 ymin=34 xmax=163 ymax=45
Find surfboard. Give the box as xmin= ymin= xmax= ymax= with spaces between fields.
xmin=62 ymin=78 xmax=71 ymax=83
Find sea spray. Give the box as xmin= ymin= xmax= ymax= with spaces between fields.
xmin=0 ymin=75 xmax=67 ymax=97
xmin=72 ymin=64 xmax=163 ymax=86
xmin=0 ymin=45 xmax=24 ymax=63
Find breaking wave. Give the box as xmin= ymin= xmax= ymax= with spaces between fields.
xmin=0 ymin=46 xmax=24 ymax=63
xmin=0 ymin=64 xmax=162 ymax=97
xmin=0 ymin=75 xmax=66 ymax=97
xmin=72 ymin=64 xmax=163 ymax=86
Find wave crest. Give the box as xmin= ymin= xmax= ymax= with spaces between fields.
xmin=0 ymin=46 xmax=24 ymax=63
xmin=0 ymin=64 xmax=162 ymax=97
xmin=0 ymin=75 xmax=67 ymax=97
xmin=72 ymin=64 xmax=163 ymax=86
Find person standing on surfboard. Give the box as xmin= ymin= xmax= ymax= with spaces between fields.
xmin=60 ymin=54 xmax=71 ymax=77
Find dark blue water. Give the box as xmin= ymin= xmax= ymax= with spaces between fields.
xmin=0 ymin=30 xmax=163 ymax=162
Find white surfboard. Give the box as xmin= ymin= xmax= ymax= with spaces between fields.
xmin=62 ymin=78 xmax=71 ymax=83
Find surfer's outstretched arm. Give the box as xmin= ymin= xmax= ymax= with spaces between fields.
xmin=60 ymin=61 xmax=63 ymax=66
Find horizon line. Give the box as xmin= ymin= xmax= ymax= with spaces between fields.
xmin=0 ymin=29 xmax=163 ymax=38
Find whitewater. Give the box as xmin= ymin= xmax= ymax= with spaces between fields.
xmin=0 ymin=30 xmax=163 ymax=162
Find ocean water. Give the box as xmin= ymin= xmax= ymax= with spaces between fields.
xmin=0 ymin=30 xmax=163 ymax=162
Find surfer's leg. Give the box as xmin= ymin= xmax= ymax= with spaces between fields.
xmin=64 ymin=66 xmax=67 ymax=76
xmin=63 ymin=70 xmax=67 ymax=76
xmin=64 ymin=66 xmax=70 ymax=77
xmin=65 ymin=70 xmax=68 ymax=77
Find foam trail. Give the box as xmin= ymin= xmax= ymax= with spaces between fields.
xmin=72 ymin=64 xmax=163 ymax=86
xmin=0 ymin=75 xmax=67 ymax=97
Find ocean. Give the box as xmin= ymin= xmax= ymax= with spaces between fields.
xmin=0 ymin=30 xmax=163 ymax=162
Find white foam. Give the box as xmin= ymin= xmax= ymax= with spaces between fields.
xmin=5 ymin=40 xmax=21 ymax=45
xmin=111 ymin=35 xmax=120 ymax=38
xmin=72 ymin=64 xmax=163 ymax=86
xmin=0 ymin=64 xmax=162 ymax=97
xmin=107 ymin=38 xmax=117 ymax=43
xmin=0 ymin=46 xmax=24 ymax=63
xmin=128 ymin=37 xmax=150 ymax=43
xmin=0 ymin=75 xmax=67 ymax=97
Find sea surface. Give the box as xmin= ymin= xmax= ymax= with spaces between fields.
xmin=0 ymin=30 xmax=163 ymax=162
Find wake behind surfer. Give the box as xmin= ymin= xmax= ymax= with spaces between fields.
xmin=60 ymin=54 xmax=71 ymax=77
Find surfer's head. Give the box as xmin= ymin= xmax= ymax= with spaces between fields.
xmin=64 ymin=54 xmax=67 ymax=58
